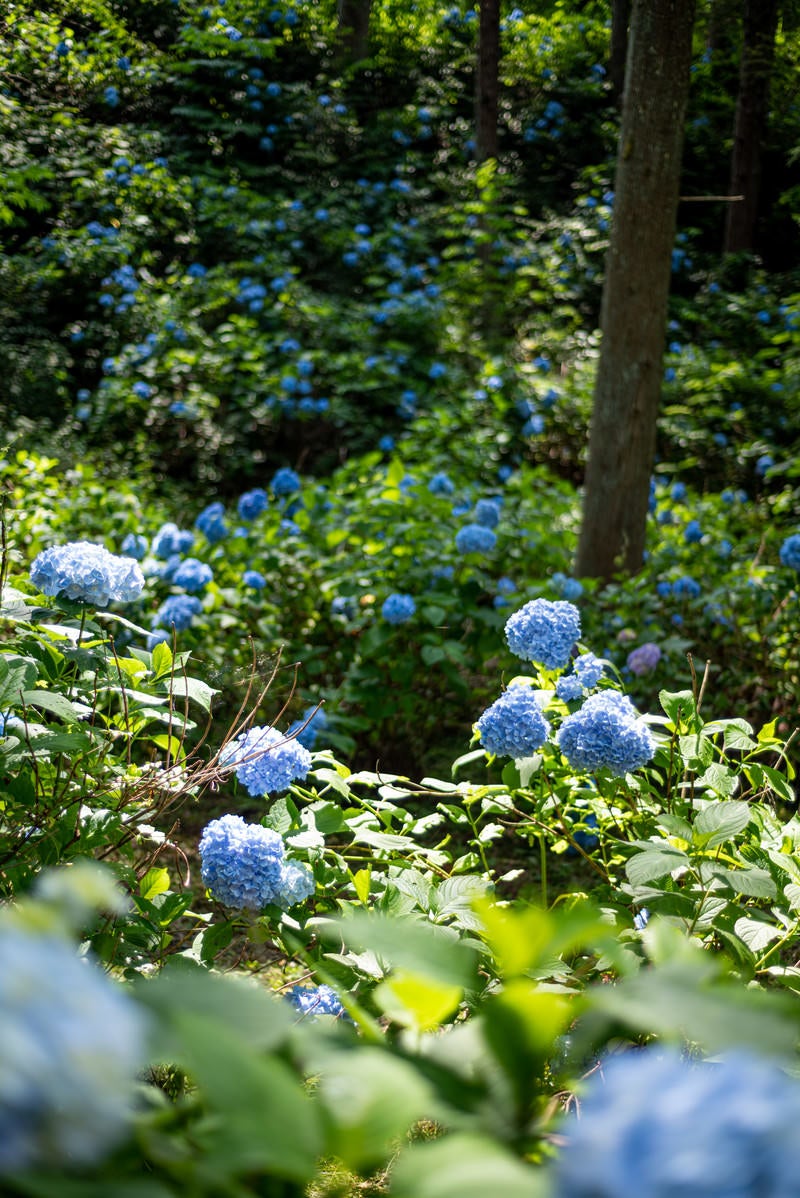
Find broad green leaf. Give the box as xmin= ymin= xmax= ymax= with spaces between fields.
xmin=625 ymin=846 xmax=689 ymax=886
xmin=693 ymin=800 xmax=752 ymax=847
xmin=353 ymin=867 xmax=372 ymax=904
xmin=318 ymin=910 xmax=478 ymax=987
xmin=678 ymin=733 xmax=714 ymax=768
xmin=659 ymin=689 xmax=696 ymax=726
xmin=696 ymin=762 xmax=738 ymax=797
xmin=20 ymin=689 xmax=88 ymax=723
xmin=150 ymin=640 xmax=173 ymax=678
xmin=139 ymin=868 xmax=171 ymax=902
xmin=733 ymin=916 xmax=783 ymax=955
xmin=390 ymin=1135 xmax=547 ymax=1198
xmin=785 ymin=882 xmax=800 ymax=911
xmin=375 ymin=971 xmax=463 ymax=1031
xmin=0 ymin=655 xmax=37 ymax=711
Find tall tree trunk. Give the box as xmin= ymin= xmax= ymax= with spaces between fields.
xmin=575 ymin=0 xmax=695 ymax=581
xmin=706 ymin=0 xmax=740 ymax=52
xmin=609 ymin=0 xmax=632 ymax=102
xmin=337 ymin=0 xmax=372 ymax=64
xmin=723 ymin=0 xmax=780 ymax=255
xmin=476 ymin=0 xmax=500 ymax=162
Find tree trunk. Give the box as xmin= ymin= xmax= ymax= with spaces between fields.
xmin=723 ymin=0 xmax=780 ymax=255
xmin=575 ymin=0 xmax=695 ymax=581
xmin=337 ymin=0 xmax=372 ymax=64
xmin=609 ymin=0 xmax=632 ymax=102
xmin=476 ymin=0 xmax=500 ymax=162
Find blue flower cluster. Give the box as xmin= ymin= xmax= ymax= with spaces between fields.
xmin=0 ymin=927 xmax=146 ymax=1173
xmin=220 ymin=724 xmax=312 ymax=794
xmin=473 ymin=497 xmax=502 ymax=528
xmin=556 ymin=652 xmax=605 ymax=702
xmin=476 ymin=684 xmax=551 ymax=758
xmin=626 ymin=642 xmax=662 ymax=676
xmin=171 ymin=558 xmax=213 ymax=592
xmin=554 ymin=1049 xmax=800 ymax=1198
xmin=152 ymin=522 xmax=194 ymax=558
xmin=505 ymin=599 xmax=581 ymax=670
xmin=455 ymin=523 xmax=497 ymax=554
xmin=271 ymin=467 xmax=301 ymax=496
xmin=30 ymin=541 xmax=145 ymax=607
xmin=195 ymin=502 xmax=227 ymax=543
xmin=199 ymin=814 xmax=315 ymax=910
xmin=287 ymin=705 xmax=328 ymax=749
xmin=382 ymin=593 xmax=416 ymax=624
xmin=288 ymin=984 xmax=347 ymax=1019
xmin=238 ymin=487 xmax=269 ymax=521
xmin=154 ymin=594 xmax=202 ymax=631
xmin=779 ymin=533 xmax=800 ymax=570
xmin=557 ymin=691 xmax=655 ymax=776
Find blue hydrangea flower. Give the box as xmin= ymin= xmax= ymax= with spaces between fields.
xmin=271 ymin=467 xmax=301 ymax=496
xmin=288 ymin=984 xmax=347 ymax=1019
xmin=553 ymin=1049 xmax=800 ymax=1198
xmin=171 ymin=558 xmax=213 ymax=593
xmin=428 ymin=472 xmax=455 ymax=496
xmin=220 ymin=724 xmax=312 ymax=795
xmin=455 ymin=524 xmax=497 ymax=554
xmin=684 ymin=520 xmax=703 ymax=543
xmin=505 ymin=599 xmax=581 ymax=670
xmin=276 ymin=861 xmax=316 ymax=908
xmin=551 ymin=572 xmax=584 ymax=602
xmin=476 ymin=685 xmax=551 ymax=758
xmin=672 ymin=576 xmax=701 ymax=599
xmin=557 ymin=691 xmax=655 ymax=776
xmin=195 ymin=502 xmax=227 ymax=543
xmin=633 ymin=907 xmax=650 ymax=931
xmin=779 ymin=534 xmax=800 ymax=571
xmin=627 ymin=642 xmax=662 ymax=675
xmin=473 ymin=498 xmax=502 ymax=528
xmin=151 ymin=522 xmax=194 ymax=559
xmin=30 ymin=542 xmax=145 ymax=607
xmin=382 ymin=593 xmax=416 ymax=624
xmin=556 ymin=655 xmax=604 ymax=702
xmin=243 ymin=569 xmax=266 ymax=589
xmin=199 ymin=814 xmax=284 ymax=908
xmin=120 ymin=533 xmax=148 ymax=561
xmin=0 ymin=927 xmax=146 ymax=1173
xmin=237 ymin=488 xmax=269 ymax=521
xmin=287 ymin=705 xmax=328 ymax=750
xmin=155 ymin=594 xmax=202 ymax=631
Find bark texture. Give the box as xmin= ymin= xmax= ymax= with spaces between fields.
xmin=609 ymin=0 xmax=632 ymax=101
xmin=575 ymin=0 xmax=695 ymax=580
xmin=476 ymin=0 xmax=500 ymax=162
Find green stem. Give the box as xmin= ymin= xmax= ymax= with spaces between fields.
xmin=539 ymin=833 xmax=548 ymax=907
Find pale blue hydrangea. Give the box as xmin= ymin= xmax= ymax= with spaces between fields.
xmin=243 ymin=569 xmax=266 ymax=589
xmin=171 ymin=558 xmax=213 ymax=592
xmin=556 ymin=652 xmax=605 ymax=701
xmin=277 ymin=861 xmax=316 ymax=908
xmin=287 ymin=705 xmax=328 ymax=749
xmin=237 ymin=487 xmax=269 ymax=521
xmin=553 ymin=1049 xmax=800 ymax=1198
xmin=627 ymin=642 xmax=662 ymax=675
xmin=120 ymin=533 xmax=148 ymax=560
xmin=473 ymin=497 xmax=502 ymax=528
xmin=672 ymin=576 xmax=701 ymax=599
xmin=382 ymin=593 xmax=416 ymax=624
xmin=476 ymin=685 xmax=551 ymax=757
xmin=220 ymin=724 xmax=312 ymax=794
xmin=30 ymin=542 xmax=145 ymax=607
xmin=455 ymin=524 xmax=497 ymax=554
xmin=0 ymin=927 xmax=146 ymax=1173
xmin=557 ymin=691 xmax=655 ymax=776
xmin=779 ymin=534 xmax=800 ymax=570
xmin=151 ymin=522 xmax=194 ymax=558
xmin=155 ymin=594 xmax=202 ymax=631
xmin=429 ymin=472 xmax=455 ymax=496
xmin=200 ymin=814 xmax=315 ymax=909
xmin=505 ymin=599 xmax=581 ymax=669
xmin=551 ymin=572 xmax=584 ymax=601
xmin=271 ymin=467 xmax=301 ymax=496
xmin=288 ymin=984 xmax=347 ymax=1019
xmin=195 ymin=502 xmax=227 ymax=543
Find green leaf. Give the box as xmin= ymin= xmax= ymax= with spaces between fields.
xmin=696 ymin=762 xmax=738 ymax=797
xmin=785 ymin=882 xmax=800 ymax=911
xmin=678 ymin=733 xmax=714 ymax=768
xmin=625 ymin=847 xmax=689 ymax=886
xmin=659 ymin=689 xmax=696 ymax=726
xmin=317 ymin=910 xmax=478 ymax=988
xmin=20 ymin=689 xmax=88 ymax=723
xmin=139 ymin=868 xmax=171 ymax=902
xmin=421 ymin=644 xmax=446 ymax=665
xmin=150 ymin=640 xmax=173 ymax=678
xmin=733 ymin=916 xmax=783 ymax=954
xmin=0 ymin=655 xmax=37 ymax=711
xmin=353 ymin=867 xmax=372 ymax=904
xmin=693 ymin=800 xmax=752 ymax=847
xmin=390 ymin=1135 xmax=547 ymax=1198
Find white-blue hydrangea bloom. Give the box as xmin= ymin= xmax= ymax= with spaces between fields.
xmin=505 ymin=599 xmax=581 ymax=670
xmin=0 ymin=928 xmax=146 ymax=1174
xmin=220 ymin=724 xmax=312 ymax=794
xmin=199 ymin=814 xmax=314 ymax=909
xmin=557 ymin=691 xmax=654 ymax=776
xmin=382 ymin=593 xmax=416 ymax=624
xmin=288 ymin=984 xmax=347 ymax=1019
xmin=455 ymin=524 xmax=496 ymax=554
xmin=476 ymin=685 xmax=551 ymax=758
xmin=151 ymin=522 xmax=194 ymax=559
xmin=277 ymin=861 xmax=316 ymax=908
xmin=557 ymin=653 xmax=605 ymax=701
xmin=30 ymin=541 xmax=145 ymax=607
xmin=554 ymin=1049 xmax=800 ymax=1197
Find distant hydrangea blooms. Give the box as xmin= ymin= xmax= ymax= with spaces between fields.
xmin=553 ymin=1049 xmax=800 ymax=1198
xmin=151 ymin=522 xmax=194 ymax=559
xmin=271 ymin=467 xmax=301 ymax=496
xmin=556 ymin=653 xmax=605 ymax=702
xmin=171 ymin=558 xmax=213 ymax=593
xmin=287 ymin=705 xmax=328 ymax=750
xmin=551 ymin=572 xmax=584 ymax=602
xmin=476 ymin=685 xmax=551 ymax=758
xmin=473 ymin=497 xmax=502 ymax=528
xmin=30 ymin=542 xmax=145 ymax=607
xmin=199 ymin=814 xmax=314 ymax=909
xmin=428 ymin=472 xmax=455 ymax=496
xmin=627 ymin=642 xmax=662 ymax=675
xmin=0 ymin=927 xmax=146 ymax=1173
xmin=684 ymin=519 xmax=703 ymax=543
xmin=220 ymin=724 xmax=312 ymax=795
xmin=382 ymin=593 xmax=416 ymax=624
xmin=779 ymin=533 xmax=800 ymax=571
xmin=120 ymin=533 xmax=147 ymax=561
xmin=155 ymin=594 xmax=202 ymax=631
xmin=455 ymin=524 xmax=497 ymax=554
xmin=288 ymin=984 xmax=347 ymax=1019
xmin=237 ymin=487 xmax=269 ymax=521
xmin=557 ymin=691 xmax=655 ymax=776
xmin=672 ymin=575 xmax=701 ymax=599
xmin=195 ymin=502 xmax=227 ymax=543
xmin=505 ymin=599 xmax=581 ymax=670
xmin=243 ymin=569 xmax=266 ymax=589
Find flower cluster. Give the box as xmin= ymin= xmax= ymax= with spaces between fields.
xmin=505 ymin=599 xmax=581 ymax=670
xmin=553 ymin=1049 xmax=800 ymax=1197
xmin=557 ymin=691 xmax=655 ymax=776
xmin=151 ymin=522 xmax=194 ymax=558
xmin=476 ymin=684 xmax=551 ymax=758
xmin=779 ymin=533 xmax=800 ymax=571
xmin=199 ymin=814 xmax=315 ymax=909
xmin=556 ymin=652 xmax=605 ymax=702
xmin=238 ymin=487 xmax=269 ymax=521
xmin=0 ymin=927 xmax=146 ymax=1174
xmin=626 ymin=642 xmax=662 ymax=676
xmin=455 ymin=523 xmax=496 ymax=554
xmin=382 ymin=593 xmax=416 ymax=624
xmin=195 ymin=502 xmax=227 ymax=543
xmin=155 ymin=594 xmax=202 ymax=631
xmin=271 ymin=467 xmax=301 ymax=496
xmin=287 ymin=984 xmax=347 ymax=1019
xmin=287 ymin=705 xmax=328 ymax=750
xmin=30 ymin=541 xmax=145 ymax=607
xmin=473 ymin=497 xmax=502 ymax=528
xmin=171 ymin=558 xmax=214 ymax=592
xmin=220 ymin=724 xmax=312 ymax=794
